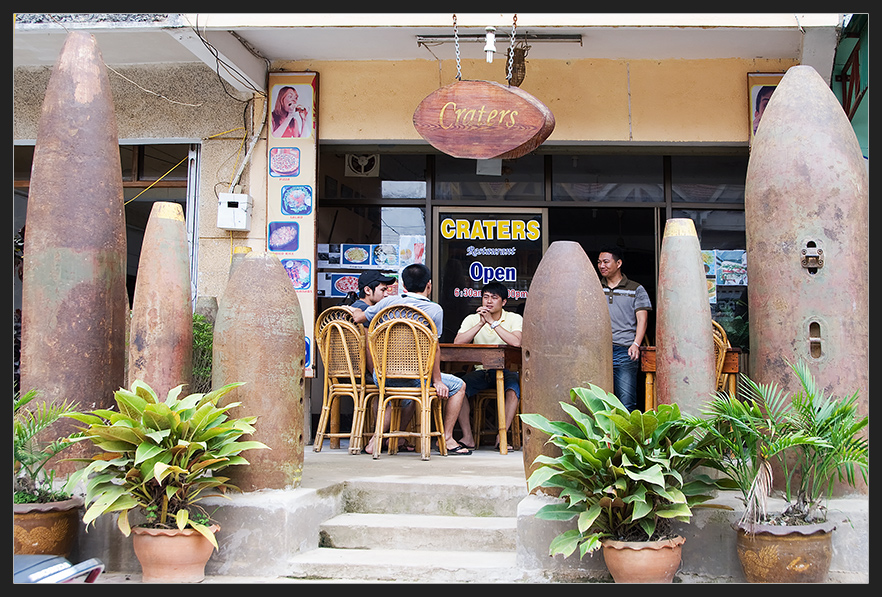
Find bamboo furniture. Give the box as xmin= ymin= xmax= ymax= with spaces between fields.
xmin=368 ymin=305 xmax=447 ymax=460
xmin=314 ymin=307 xmax=378 ymax=454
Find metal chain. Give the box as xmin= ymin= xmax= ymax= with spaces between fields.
xmin=453 ymin=14 xmax=462 ymax=81
xmin=507 ymin=14 xmax=517 ymax=84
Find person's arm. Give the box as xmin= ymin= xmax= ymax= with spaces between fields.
xmin=454 ymin=319 xmax=483 ymax=344
xmin=493 ymin=325 xmax=522 ymax=347
xmin=345 ymin=306 xmax=368 ymax=325
xmin=432 ymin=345 xmax=449 ymax=398
xmin=628 ymin=309 xmax=649 ymax=360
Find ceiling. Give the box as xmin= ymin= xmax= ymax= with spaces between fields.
xmin=13 ymin=13 xmax=846 ymax=94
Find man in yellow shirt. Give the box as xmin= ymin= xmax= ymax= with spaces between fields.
xmin=453 ymin=282 xmax=523 ymax=450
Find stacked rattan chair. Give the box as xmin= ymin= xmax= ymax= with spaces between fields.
xmin=314 ymin=306 xmax=378 ymax=454
xmin=367 ymin=304 xmax=447 ymax=460
xmin=712 ymin=320 xmax=731 ymax=394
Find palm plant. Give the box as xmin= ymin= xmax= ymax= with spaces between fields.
xmin=521 ymin=384 xmax=730 ymax=560
xmin=13 ymin=389 xmax=81 ymax=503
xmin=779 ymin=360 xmax=869 ymax=521
xmin=688 ymin=359 xmax=867 ymax=527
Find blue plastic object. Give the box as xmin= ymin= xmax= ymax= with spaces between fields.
xmin=13 ymin=555 xmax=104 ymax=583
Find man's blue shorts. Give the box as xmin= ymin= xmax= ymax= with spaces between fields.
xmin=460 ymin=369 xmax=520 ymax=400
xmin=372 ymin=372 xmax=464 ymax=403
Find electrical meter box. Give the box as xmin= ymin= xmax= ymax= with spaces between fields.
xmin=217 ymin=193 xmax=253 ymax=231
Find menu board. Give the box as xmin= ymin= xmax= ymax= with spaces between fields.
xmin=267 ymin=72 xmax=319 ymax=377
xmin=317 ymin=237 xmax=425 ymax=298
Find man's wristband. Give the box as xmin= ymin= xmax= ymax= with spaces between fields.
xmin=631 ymin=341 xmax=640 ymax=346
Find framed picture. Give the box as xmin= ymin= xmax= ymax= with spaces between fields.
xmin=748 ymin=72 xmax=785 ymax=146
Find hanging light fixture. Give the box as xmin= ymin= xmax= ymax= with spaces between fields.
xmin=483 ymin=26 xmax=497 ymax=63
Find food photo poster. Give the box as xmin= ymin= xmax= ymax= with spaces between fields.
xmin=267 ymin=71 xmax=319 ymax=376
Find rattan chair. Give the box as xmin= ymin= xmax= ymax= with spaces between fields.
xmin=314 ymin=307 xmax=378 ymax=454
xmin=712 ymin=320 xmax=731 ymax=394
xmin=367 ymin=304 xmax=447 ymax=460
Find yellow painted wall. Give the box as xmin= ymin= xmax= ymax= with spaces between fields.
xmin=274 ymin=57 xmax=798 ymax=143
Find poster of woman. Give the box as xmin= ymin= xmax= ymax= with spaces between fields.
xmin=271 ymin=83 xmax=314 ymax=139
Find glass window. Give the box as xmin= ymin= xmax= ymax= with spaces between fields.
xmin=671 ymin=155 xmax=748 ymax=204
xmin=435 ymin=153 xmax=543 ymax=201
xmin=320 ymin=153 xmax=426 ymax=199
xmin=317 ymin=206 xmax=425 ymax=247
xmin=552 ymin=155 xmax=664 ymax=202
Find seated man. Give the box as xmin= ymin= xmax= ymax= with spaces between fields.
xmin=348 ymin=270 xmax=394 ymax=314
xmin=454 ymin=281 xmax=523 ymax=450
xmin=347 ymin=263 xmax=471 ymax=456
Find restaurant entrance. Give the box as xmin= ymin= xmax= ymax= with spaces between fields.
xmin=547 ymin=206 xmax=659 ymax=345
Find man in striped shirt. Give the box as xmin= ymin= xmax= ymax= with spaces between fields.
xmin=597 ymin=247 xmax=652 ymax=412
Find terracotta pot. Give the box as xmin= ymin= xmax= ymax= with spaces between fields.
xmin=132 ymin=524 xmax=220 ymax=583
xmin=734 ymin=521 xmax=836 ymax=583
xmin=13 ymin=496 xmax=84 ymax=557
xmin=601 ymin=535 xmax=685 ymax=583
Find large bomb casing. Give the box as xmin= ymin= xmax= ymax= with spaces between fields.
xmin=520 ymin=241 xmax=613 ymax=491
xmin=20 ymin=31 xmax=127 ymax=474
xmin=213 ymin=252 xmax=305 ymax=491
xmin=745 ymin=65 xmax=869 ymax=493
xmin=128 ymin=202 xmax=193 ymax=398
xmin=655 ymin=218 xmax=716 ymax=414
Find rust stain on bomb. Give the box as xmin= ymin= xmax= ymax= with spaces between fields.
xmin=745 ymin=65 xmax=868 ymax=495
xmin=520 ymin=241 xmax=613 ymax=492
xmin=19 ymin=31 xmax=127 ymax=475
xmin=213 ymin=252 xmax=305 ymax=492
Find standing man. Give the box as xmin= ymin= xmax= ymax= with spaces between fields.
xmin=454 ymin=282 xmax=522 ymax=451
xmin=597 ymin=247 xmax=652 ymax=412
xmin=347 ymin=264 xmax=471 ymax=455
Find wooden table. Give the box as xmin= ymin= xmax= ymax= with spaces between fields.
xmin=640 ymin=346 xmax=741 ymax=411
xmin=439 ymin=344 xmax=522 ymax=454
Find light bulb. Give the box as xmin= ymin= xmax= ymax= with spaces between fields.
xmin=484 ymin=26 xmax=496 ymax=63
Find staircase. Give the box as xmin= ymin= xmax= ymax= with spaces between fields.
xmin=286 ymin=472 xmax=530 ymax=582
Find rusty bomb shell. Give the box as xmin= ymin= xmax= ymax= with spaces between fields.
xmin=745 ymin=65 xmax=869 ymax=438
xmin=19 ymin=31 xmax=127 ymax=473
xmin=213 ymin=252 xmax=306 ymax=491
xmin=655 ymin=218 xmax=716 ymax=414
xmin=128 ymin=202 xmax=193 ymax=398
xmin=520 ymin=241 xmax=613 ymax=492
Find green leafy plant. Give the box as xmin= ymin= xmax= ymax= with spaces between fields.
xmin=688 ymin=359 xmax=868 ymax=527
xmin=64 ymin=379 xmax=268 ymax=549
xmin=13 ymin=390 xmax=81 ymax=504
xmin=520 ymin=384 xmax=732 ymax=560
xmin=191 ymin=313 xmax=214 ymax=393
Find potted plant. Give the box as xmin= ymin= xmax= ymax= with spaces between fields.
xmin=689 ymin=359 xmax=869 ymax=582
xmin=64 ymin=379 xmax=268 ymax=583
xmin=13 ymin=389 xmax=84 ymax=557
xmin=520 ymin=384 xmax=731 ymax=583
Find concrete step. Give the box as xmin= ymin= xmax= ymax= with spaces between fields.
xmin=320 ymin=512 xmax=517 ymax=551
xmin=342 ymin=475 xmax=527 ymax=517
xmin=287 ymin=547 xmax=528 ymax=583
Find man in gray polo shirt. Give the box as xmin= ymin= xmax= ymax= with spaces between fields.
xmin=597 ymin=247 xmax=652 ymax=412
xmin=347 ymin=263 xmax=471 ymax=455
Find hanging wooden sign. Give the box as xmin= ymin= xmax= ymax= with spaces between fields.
xmin=413 ymin=80 xmax=555 ymax=160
